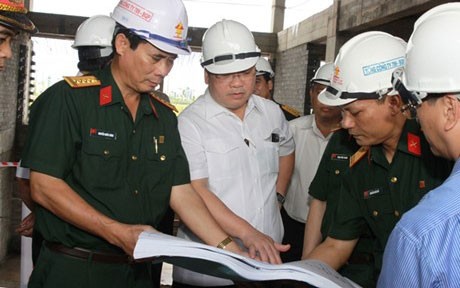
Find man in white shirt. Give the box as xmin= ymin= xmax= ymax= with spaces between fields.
xmin=281 ymin=63 xmax=341 ymax=262
xmin=173 ymin=19 xmax=295 ymax=287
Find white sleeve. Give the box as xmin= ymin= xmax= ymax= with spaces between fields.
xmin=278 ymin=107 xmax=295 ymax=156
xmin=178 ymin=114 xmax=209 ymax=181
xmin=15 ymin=160 xmax=30 ymax=179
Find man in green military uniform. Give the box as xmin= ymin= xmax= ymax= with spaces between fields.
xmin=303 ymin=129 xmax=377 ymax=287
xmin=21 ymin=1 xmax=244 ymax=287
xmin=306 ymin=31 xmax=452 ymax=284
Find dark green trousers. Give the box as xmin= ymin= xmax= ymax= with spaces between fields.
xmin=28 ymin=244 xmax=152 ymax=288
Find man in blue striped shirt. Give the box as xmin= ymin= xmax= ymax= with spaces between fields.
xmin=379 ymin=3 xmax=460 ymax=287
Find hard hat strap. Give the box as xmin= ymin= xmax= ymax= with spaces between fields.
xmin=391 ymin=68 xmax=424 ymax=106
xmin=78 ymin=46 xmax=105 ymax=60
xmin=130 ymin=28 xmax=189 ymax=52
xmin=326 ymin=86 xmax=383 ymax=100
xmin=201 ymin=52 xmax=261 ymax=67
xmin=311 ymin=78 xmax=330 ymax=84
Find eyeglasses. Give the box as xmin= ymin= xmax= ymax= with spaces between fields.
xmin=211 ymin=68 xmax=256 ymax=83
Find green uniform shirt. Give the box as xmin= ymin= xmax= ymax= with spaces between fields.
xmin=309 ymin=129 xmax=375 ymax=287
xmin=22 ymin=66 xmax=190 ymax=252
xmin=329 ymin=119 xmax=452 ymax=276
xmin=309 ymin=128 xmax=359 ymax=237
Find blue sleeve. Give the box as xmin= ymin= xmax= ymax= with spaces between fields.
xmin=378 ymin=225 xmax=424 ymax=287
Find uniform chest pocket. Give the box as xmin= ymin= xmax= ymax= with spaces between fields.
xmin=204 ymin=138 xmax=241 ymax=179
xmin=144 ymin=136 xmax=176 ymax=179
xmin=145 ymin=140 xmax=174 ymax=162
xmin=326 ymin=161 xmax=349 ymax=180
xmin=81 ymin=139 xmax=124 ymax=189
xmin=323 ymin=162 xmax=349 ymax=196
xmin=363 ymin=188 xmax=395 ymax=219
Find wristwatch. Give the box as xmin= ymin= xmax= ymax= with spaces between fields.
xmin=276 ymin=192 xmax=285 ymax=205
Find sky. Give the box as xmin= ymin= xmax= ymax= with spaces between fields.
xmin=30 ymin=0 xmax=332 ymax=99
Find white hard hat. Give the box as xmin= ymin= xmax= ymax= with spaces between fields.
xmin=72 ymin=15 xmax=116 ymax=58
xmin=111 ymin=0 xmax=190 ymax=55
xmin=311 ymin=62 xmax=333 ymax=86
xmin=201 ymin=19 xmax=261 ymax=74
xmin=392 ymin=3 xmax=460 ymax=106
xmin=319 ymin=31 xmax=406 ymax=107
xmin=256 ymin=58 xmax=274 ymax=78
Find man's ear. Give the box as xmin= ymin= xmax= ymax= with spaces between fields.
xmin=444 ymin=95 xmax=460 ymax=131
xmin=268 ymin=79 xmax=274 ymax=91
xmin=114 ymin=33 xmax=130 ymax=55
xmin=388 ymin=95 xmax=402 ymax=115
xmin=204 ymin=70 xmax=210 ymax=84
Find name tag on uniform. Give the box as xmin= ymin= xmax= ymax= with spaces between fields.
xmin=89 ymin=128 xmax=117 ymax=140
xmin=331 ymin=153 xmax=349 ymax=161
xmin=363 ymin=188 xmax=380 ymax=199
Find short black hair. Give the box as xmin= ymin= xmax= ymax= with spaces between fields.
xmin=112 ymin=24 xmax=146 ymax=50
xmin=77 ymin=56 xmax=112 ymax=72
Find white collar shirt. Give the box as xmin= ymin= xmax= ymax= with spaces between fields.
xmin=174 ymin=90 xmax=294 ymax=285
xmin=283 ymin=115 xmax=333 ymax=223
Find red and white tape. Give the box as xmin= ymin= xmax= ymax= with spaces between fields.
xmin=0 ymin=162 xmax=19 ymax=168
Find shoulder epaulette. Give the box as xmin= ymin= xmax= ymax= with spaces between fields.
xmin=150 ymin=92 xmax=178 ymax=113
xmin=281 ymin=104 xmax=301 ymax=117
xmin=63 ymin=75 xmax=101 ymax=88
xmin=349 ymin=146 xmax=370 ymax=168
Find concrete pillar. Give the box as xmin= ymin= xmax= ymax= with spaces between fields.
xmin=271 ymin=0 xmax=285 ymax=33
xmin=304 ymin=43 xmax=326 ymax=115
xmin=0 ymin=37 xmax=21 ymax=263
xmin=0 ymin=34 xmax=32 ymax=264
xmin=325 ymin=0 xmax=343 ymax=61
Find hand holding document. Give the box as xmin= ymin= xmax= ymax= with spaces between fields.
xmin=134 ymin=232 xmax=361 ymax=288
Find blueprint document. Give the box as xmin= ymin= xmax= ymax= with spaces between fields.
xmin=134 ymin=232 xmax=361 ymax=288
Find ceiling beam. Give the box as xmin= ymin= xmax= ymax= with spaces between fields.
xmin=27 ymin=12 xmax=278 ymax=53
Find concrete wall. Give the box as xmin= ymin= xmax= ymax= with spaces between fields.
xmin=273 ymin=43 xmax=325 ymax=115
xmin=278 ymin=0 xmax=451 ymax=49
xmin=273 ymin=0 xmax=454 ymax=113
xmin=273 ymin=44 xmax=308 ymax=113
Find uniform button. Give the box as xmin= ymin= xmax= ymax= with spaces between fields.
xmin=134 ymin=190 xmax=139 ymax=195
xmin=335 ymin=169 xmax=340 ymax=175
xmin=372 ymin=210 xmax=379 ymax=217
xmin=394 ymin=210 xmax=400 ymax=217
xmin=390 ymin=177 xmax=398 ymax=183
xmin=160 ymin=155 xmax=166 ymax=161
xmin=131 ymin=155 xmax=138 ymax=161
xmin=132 ymin=129 xmax=136 ymax=134
xmin=103 ymin=150 xmax=110 ymax=156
